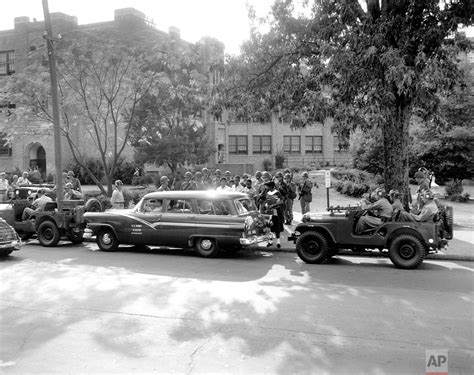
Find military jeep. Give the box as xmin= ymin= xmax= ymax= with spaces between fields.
xmin=0 ymin=186 xmax=102 ymax=247
xmin=289 ymin=205 xmax=453 ymax=269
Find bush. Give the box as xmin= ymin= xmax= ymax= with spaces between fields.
xmin=445 ymin=180 xmax=463 ymax=197
xmin=123 ymin=187 xmax=157 ymax=207
xmin=332 ymin=168 xmax=380 ymax=198
xmin=448 ymin=192 xmax=470 ymax=202
xmin=112 ymin=158 xmax=138 ymax=185
xmin=263 ymin=158 xmax=273 ymax=171
xmin=275 ymin=153 xmax=285 ymax=169
xmin=132 ymin=174 xmax=154 ymax=186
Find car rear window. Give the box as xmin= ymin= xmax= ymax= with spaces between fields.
xmin=235 ymin=198 xmax=257 ymax=215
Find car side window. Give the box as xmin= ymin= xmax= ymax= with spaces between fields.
xmin=213 ymin=200 xmax=232 ymax=216
xmin=197 ymin=200 xmax=214 ymax=215
xmin=166 ymin=199 xmax=194 ymax=213
xmin=143 ymin=199 xmax=163 ymax=213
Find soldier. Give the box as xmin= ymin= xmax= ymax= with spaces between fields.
xmin=298 ymin=172 xmax=313 ymax=214
xmin=157 ymin=176 xmax=171 ymax=191
xmin=399 ymin=190 xmax=439 ymax=222
xmin=355 ymin=188 xmax=393 ymax=234
xmin=180 ymin=171 xmax=197 ymax=190
xmin=284 ymin=172 xmax=297 ymax=224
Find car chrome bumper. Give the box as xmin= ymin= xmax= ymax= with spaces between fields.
xmin=83 ymin=228 xmax=94 ymax=239
xmin=240 ymin=233 xmax=274 ymax=246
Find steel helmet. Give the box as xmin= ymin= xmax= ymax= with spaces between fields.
xmin=160 ymin=176 xmax=169 ymax=183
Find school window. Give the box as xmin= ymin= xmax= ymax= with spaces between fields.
xmin=0 ymin=51 xmax=15 ymax=75
xmin=253 ymin=135 xmax=271 ymax=154
xmin=283 ymin=136 xmax=301 ymax=153
xmin=0 ymin=133 xmax=12 ymax=157
xmin=334 ymin=136 xmax=349 ymax=152
xmin=305 ymin=136 xmax=322 ymax=153
xmin=229 ymin=135 xmax=248 ymax=155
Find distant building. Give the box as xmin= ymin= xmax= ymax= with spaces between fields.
xmin=0 ymin=8 xmax=225 ymax=179
xmin=0 ymin=7 xmax=350 ymax=179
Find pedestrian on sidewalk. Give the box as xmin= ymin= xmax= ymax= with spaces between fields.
xmin=262 ymin=181 xmax=284 ymax=248
xmin=110 ymin=180 xmax=125 ymax=209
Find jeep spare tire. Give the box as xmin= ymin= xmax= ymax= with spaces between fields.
xmin=296 ymin=231 xmax=329 ymax=264
xmin=85 ymin=198 xmax=103 ymax=212
xmin=389 ymin=234 xmax=425 ymax=269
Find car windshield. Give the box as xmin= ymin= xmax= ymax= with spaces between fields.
xmin=235 ymin=198 xmax=256 ymax=215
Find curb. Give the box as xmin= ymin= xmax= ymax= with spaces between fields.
xmin=266 ymin=247 xmax=474 ymax=262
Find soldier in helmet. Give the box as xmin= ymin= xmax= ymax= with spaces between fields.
xmin=181 ymin=171 xmax=197 ymax=190
xmin=212 ymin=169 xmax=222 ymax=188
xmin=355 ymin=188 xmax=393 ymax=234
xmin=298 ymin=171 xmax=313 ymax=214
xmin=158 ymin=175 xmax=171 ymax=191
xmin=284 ymin=172 xmax=297 ymax=224
xmin=399 ymin=190 xmax=438 ymax=222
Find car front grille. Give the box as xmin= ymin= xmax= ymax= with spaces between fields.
xmin=0 ymin=221 xmax=17 ymax=241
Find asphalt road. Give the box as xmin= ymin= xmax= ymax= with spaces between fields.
xmin=1 ymin=243 xmax=473 ymax=375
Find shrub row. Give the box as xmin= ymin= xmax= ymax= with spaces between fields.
xmin=331 ymin=168 xmax=382 ymax=198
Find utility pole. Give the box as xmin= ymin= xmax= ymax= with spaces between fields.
xmin=42 ymin=0 xmax=63 ymax=210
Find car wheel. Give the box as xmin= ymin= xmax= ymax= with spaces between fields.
xmin=195 ymin=237 xmax=219 ymax=258
xmin=296 ymin=231 xmax=329 ymax=264
xmin=0 ymin=250 xmax=13 ymax=256
xmin=67 ymin=229 xmax=84 ymax=244
xmin=85 ymin=198 xmax=103 ymax=212
xmin=38 ymin=220 xmax=60 ymax=247
xmin=97 ymin=229 xmax=119 ymax=252
xmin=389 ymin=234 xmax=425 ymax=269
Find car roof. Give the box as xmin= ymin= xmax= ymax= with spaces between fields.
xmin=143 ymin=190 xmax=248 ymax=200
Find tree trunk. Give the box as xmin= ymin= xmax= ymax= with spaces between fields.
xmin=383 ymin=101 xmax=411 ymax=208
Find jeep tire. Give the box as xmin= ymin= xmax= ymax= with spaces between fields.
xmin=38 ymin=220 xmax=60 ymax=247
xmin=296 ymin=231 xmax=329 ymax=264
xmin=389 ymin=234 xmax=425 ymax=269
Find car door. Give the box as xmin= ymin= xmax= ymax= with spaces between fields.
xmin=160 ymin=198 xmax=196 ymax=248
xmin=132 ymin=198 xmax=164 ymax=245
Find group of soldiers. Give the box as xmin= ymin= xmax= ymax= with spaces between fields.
xmin=355 ymin=168 xmax=439 ymax=234
xmin=156 ymin=168 xmax=316 ymax=225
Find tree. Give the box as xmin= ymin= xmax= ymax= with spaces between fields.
xmin=129 ymin=38 xmax=218 ymax=174
xmin=219 ymin=0 xmax=473 ymax=205
xmin=1 ymin=30 xmax=157 ymax=196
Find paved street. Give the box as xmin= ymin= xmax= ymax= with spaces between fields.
xmin=1 ymin=243 xmax=472 ymax=374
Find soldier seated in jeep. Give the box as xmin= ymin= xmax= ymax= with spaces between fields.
xmin=399 ymin=190 xmax=438 ymax=222
xmin=355 ymin=188 xmax=392 ymax=234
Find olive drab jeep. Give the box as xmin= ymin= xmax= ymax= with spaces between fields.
xmin=289 ymin=204 xmax=453 ymax=269
xmin=0 ymin=185 xmax=103 ymax=247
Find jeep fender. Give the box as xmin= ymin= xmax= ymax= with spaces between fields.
xmin=35 ymin=212 xmax=61 ymax=229
xmin=296 ymin=225 xmax=336 ymax=246
xmin=386 ymin=228 xmax=427 ymax=249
